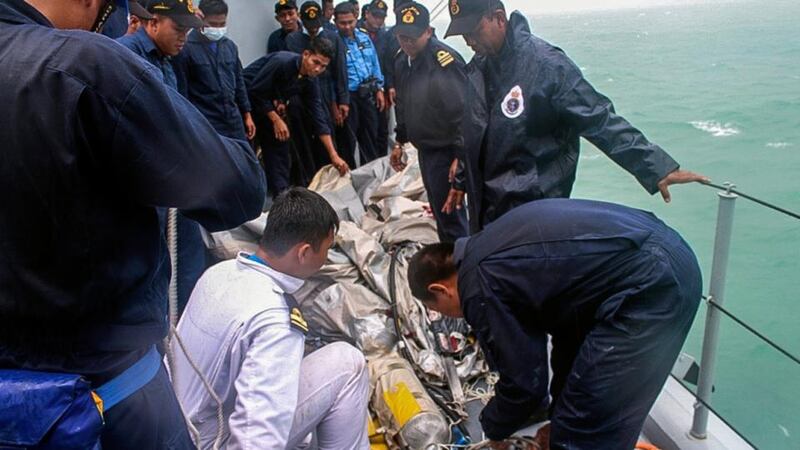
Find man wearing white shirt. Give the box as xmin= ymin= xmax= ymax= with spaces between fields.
xmin=171 ymin=188 xmax=370 ymax=449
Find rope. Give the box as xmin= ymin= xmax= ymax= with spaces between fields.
xmin=163 ymin=209 xmax=225 ymax=449
xmin=165 ymin=208 xmax=180 ymax=391
xmin=462 ymin=372 xmax=498 ymax=405
xmin=170 ymin=324 xmax=227 ymax=450
xmin=704 ymin=296 xmax=800 ymax=367
xmin=701 ymin=181 xmax=800 ymax=221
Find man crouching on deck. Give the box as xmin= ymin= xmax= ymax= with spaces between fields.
xmin=407 ymin=199 xmax=702 ymax=450
xmin=171 ymin=188 xmax=369 ymax=449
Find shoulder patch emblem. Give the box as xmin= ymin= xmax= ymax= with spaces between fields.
xmin=501 ymin=85 xmax=525 ymax=119
xmin=436 ymin=50 xmax=455 ymax=67
xmin=290 ymin=307 xmax=309 ymax=335
xmin=283 ymin=293 xmax=309 ymax=335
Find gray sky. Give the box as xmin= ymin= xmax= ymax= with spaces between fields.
xmin=422 ymin=0 xmax=721 ymax=15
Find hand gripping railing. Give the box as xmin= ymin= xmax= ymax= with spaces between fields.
xmin=690 ymin=181 xmax=800 ymax=440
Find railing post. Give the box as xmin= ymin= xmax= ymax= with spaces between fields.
xmin=691 ymin=183 xmax=738 ymax=439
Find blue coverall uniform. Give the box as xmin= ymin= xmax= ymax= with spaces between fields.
xmin=267 ymin=24 xmax=301 ymax=53
xmin=173 ymin=31 xmax=252 ymax=141
xmin=463 ymin=12 xmax=681 ymax=232
xmin=117 ymin=27 xmax=210 ymax=312
xmin=454 ymin=199 xmax=701 ymax=449
xmin=243 ymin=52 xmax=331 ymax=195
xmin=0 ymin=0 xmax=266 ymax=448
xmin=394 ymin=37 xmax=468 ymax=242
xmin=285 ymin=28 xmax=349 ymax=182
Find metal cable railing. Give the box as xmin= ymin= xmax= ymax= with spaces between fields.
xmin=690 ymin=181 xmax=799 ymax=441
xmin=703 ymin=296 xmax=800 ymax=367
xmin=702 ymin=181 xmax=800 ymax=221
xmin=671 ymin=374 xmax=760 ymax=449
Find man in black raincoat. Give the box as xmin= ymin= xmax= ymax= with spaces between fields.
xmin=445 ymin=0 xmax=708 ymax=233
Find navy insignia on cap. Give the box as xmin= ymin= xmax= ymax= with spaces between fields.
xmin=437 ymin=50 xmax=455 ymax=67
xmin=307 ymin=6 xmax=318 ymax=18
xmin=402 ymin=8 xmax=416 ymax=24
xmin=450 ymin=0 xmax=460 ymax=15
xmin=279 ymin=0 xmax=288 ymax=4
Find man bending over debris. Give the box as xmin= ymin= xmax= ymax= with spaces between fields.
xmin=408 ymin=199 xmax=702 ymax=450
xmin=171 ymin=188 xmax=370 ymax=449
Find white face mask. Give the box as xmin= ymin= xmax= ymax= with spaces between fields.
xmin=201 ymin=26 xmax=227 ymax=41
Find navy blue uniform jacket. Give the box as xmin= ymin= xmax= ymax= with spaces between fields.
xmin=463 ymin=12 xmax=680 ymax=232
xmin=0 ymin=0 xmax=266 ymax=368
xmin=173 ymin=32 xmax=252 ymax=140
xmin=285 ymin=29 xmax=350 ymax=106
xmin=267 ymin=24 xmax=302 ymax=54
xmin=454 ymin=198 xmax=687 ymax=439
xmin=243 ymin=52 xmax=331 ymax=136
xmin=394 ymin=37 xmax=466 ymax=152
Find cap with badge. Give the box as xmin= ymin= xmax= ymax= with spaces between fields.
xmin=275 ymin=0 xmax=298 ymax=13
xmin=147 ymin=0 xmax=203 ymax=28
xmin=300 ymin=1 xmax=323 ymax=27
xmin=444 ymin=0 xmax=503 ymax=38
xmin=129 ymin=0 xmax=154 ymax=20
xmin=368 ymin=0 xmax=388 ymax=17
xmin=392 ymin=2 xmax=429 ymax=38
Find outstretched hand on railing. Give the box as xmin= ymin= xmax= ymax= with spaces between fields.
xmin=657 ymin=169 xmax=711 ymax=203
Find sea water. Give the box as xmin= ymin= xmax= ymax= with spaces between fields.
xmin=435 ymin=0 xmax=800 ymax=447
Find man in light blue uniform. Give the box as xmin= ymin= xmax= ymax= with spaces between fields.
xmin=334 ymin=1 xmax=386 ymax=167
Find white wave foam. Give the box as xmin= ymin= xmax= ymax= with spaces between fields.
xmin=767 ymin=142 xmax=792 ymax=149
xmin=689 ymin=121 xmax=741 ymax=137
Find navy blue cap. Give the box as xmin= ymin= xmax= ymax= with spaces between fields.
xmin=444 ymin=0 xmax=503 ymax=38
xmin=275 ymin=0 xmax=298 ymax=13
xmin=393 ymin=2 xmax=429 ymax=38
xmin=148 ymin=0 xmax=204 ymax=28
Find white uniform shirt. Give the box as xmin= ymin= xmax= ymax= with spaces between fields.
xmin=171 ymin=252 xmax=306 ymax=450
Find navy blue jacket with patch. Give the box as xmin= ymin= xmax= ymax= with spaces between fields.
xmin=0 ymin=0 xmax=266 ymax=371
xmin=173 ymin=31 xmax=252 ymax=140
xmin=463 ymin=12 xmax=680 ymax=232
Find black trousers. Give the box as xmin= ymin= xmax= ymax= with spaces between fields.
xmin=548 ymin=231 xmax=702 ymax=450
xmin=336 ymin=92 xmax=380 ymax=167
xmin=376 ymin=107 xmax=390 ymax=159
xmin=101 ymin=364 xmax=195 ymax=450
xmin=253 ymin=112 xmax=291 ymax=197
xmin=418 ymin=146 xmax=468 ymax=242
